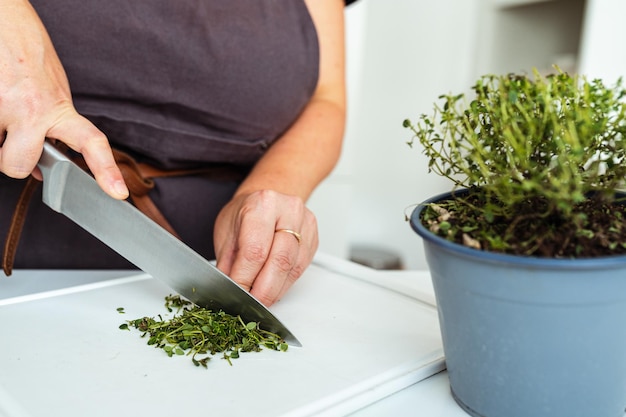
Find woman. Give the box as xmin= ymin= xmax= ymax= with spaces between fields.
xmin=0 ymin=0 xmax=349 ymax=306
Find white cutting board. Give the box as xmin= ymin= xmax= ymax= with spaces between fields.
xmin=0 ymin=255 xmax=443 ymax=417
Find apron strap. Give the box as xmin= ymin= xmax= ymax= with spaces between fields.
xmin=2 ymin=176 xmax=41 ymax=276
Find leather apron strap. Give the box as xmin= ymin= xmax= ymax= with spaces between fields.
xmin=2 ymin=176 xmax=41 ymax=276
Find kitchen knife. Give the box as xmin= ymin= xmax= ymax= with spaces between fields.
xmin=37 ymin=141 xmax=300 ymax=346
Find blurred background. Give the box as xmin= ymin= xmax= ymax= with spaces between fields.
xmin=308 ymin=0 xmax=626 ymax=270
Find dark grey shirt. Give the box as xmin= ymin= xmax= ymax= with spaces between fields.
xmin=31 ymin=0 xmax=320 ymax=169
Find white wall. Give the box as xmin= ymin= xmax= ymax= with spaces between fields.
xmin=578 ymin=0 xmax=626 ymax=83
xmin=309 ymin=0 xmax=480 ymax=270
xmin=345 ymin=0 xmax=481 ymax=270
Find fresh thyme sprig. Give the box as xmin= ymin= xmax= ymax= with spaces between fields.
xmin=119 ymin=295 xmax=288 ymax=368
xmin=404 ymin=68 xmax=626 ymax=257
xmin=404 ymin=68 xmax=626 ymax=221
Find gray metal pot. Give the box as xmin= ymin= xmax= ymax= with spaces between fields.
xmin=411 ymin=191 xmax=626 ymax=417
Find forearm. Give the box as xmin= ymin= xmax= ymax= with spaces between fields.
xmin=234 ymin=96 xmax=345 ymax=202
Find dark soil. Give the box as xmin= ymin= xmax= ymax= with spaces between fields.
xmin=422 ymin=194 xmax=626 ymax=258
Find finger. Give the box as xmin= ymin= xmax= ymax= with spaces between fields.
xmin=47 ymin=114 xmax=129 ymax=200
xmin=274 ymin=225 xmax=318 ymax=302
xmin=273 ymin=217 xmax=319 ymax=302
xmin=215 ymin=234 xmax=237 ymax=276
xmin=224 ymin=214 xmax=274 ymax=291
xmin=0 ymin=129 xmax=45 ymax=179
xmin=214 ymin=198 xmax=252 ymax=280
xmin=247 ymin=202 xmax=307 ymax=305
xmin=249 ymin=230 xmax=301 ymax=306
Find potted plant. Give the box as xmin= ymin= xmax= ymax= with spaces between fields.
xmin=403 ymin=69 xmax=626 ymax=417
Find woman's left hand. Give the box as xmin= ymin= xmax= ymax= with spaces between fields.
xmin=213 ymin=189 xmax=319 ymax=306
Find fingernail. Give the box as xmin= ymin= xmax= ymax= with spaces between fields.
xmin=113 ymin=180 xmax=129 ymax=199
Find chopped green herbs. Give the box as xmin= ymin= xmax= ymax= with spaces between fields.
xmin=120 ymin=295 xmax=288 ymax=368
xmin=116 ymin=307 xmax=125 ymax=314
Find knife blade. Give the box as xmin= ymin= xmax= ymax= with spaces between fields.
xmin=37 ymin=141 xmax=300 ymax=346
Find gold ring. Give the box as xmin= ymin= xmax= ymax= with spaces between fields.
xmin=275 ymin=229 xmax=302 ymax=245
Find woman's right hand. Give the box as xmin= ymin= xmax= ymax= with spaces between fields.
xmin=0 ymin=0 xmax=128 ymax=199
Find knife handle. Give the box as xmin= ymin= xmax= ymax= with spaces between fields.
xmin=38 ymin=141 xmax=68 ymax=179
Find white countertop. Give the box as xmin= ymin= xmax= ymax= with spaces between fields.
xmin=0 ymin=253 xmax=469 ymax=417
xmin=350 ymin=371 xmax=469 ymax=417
